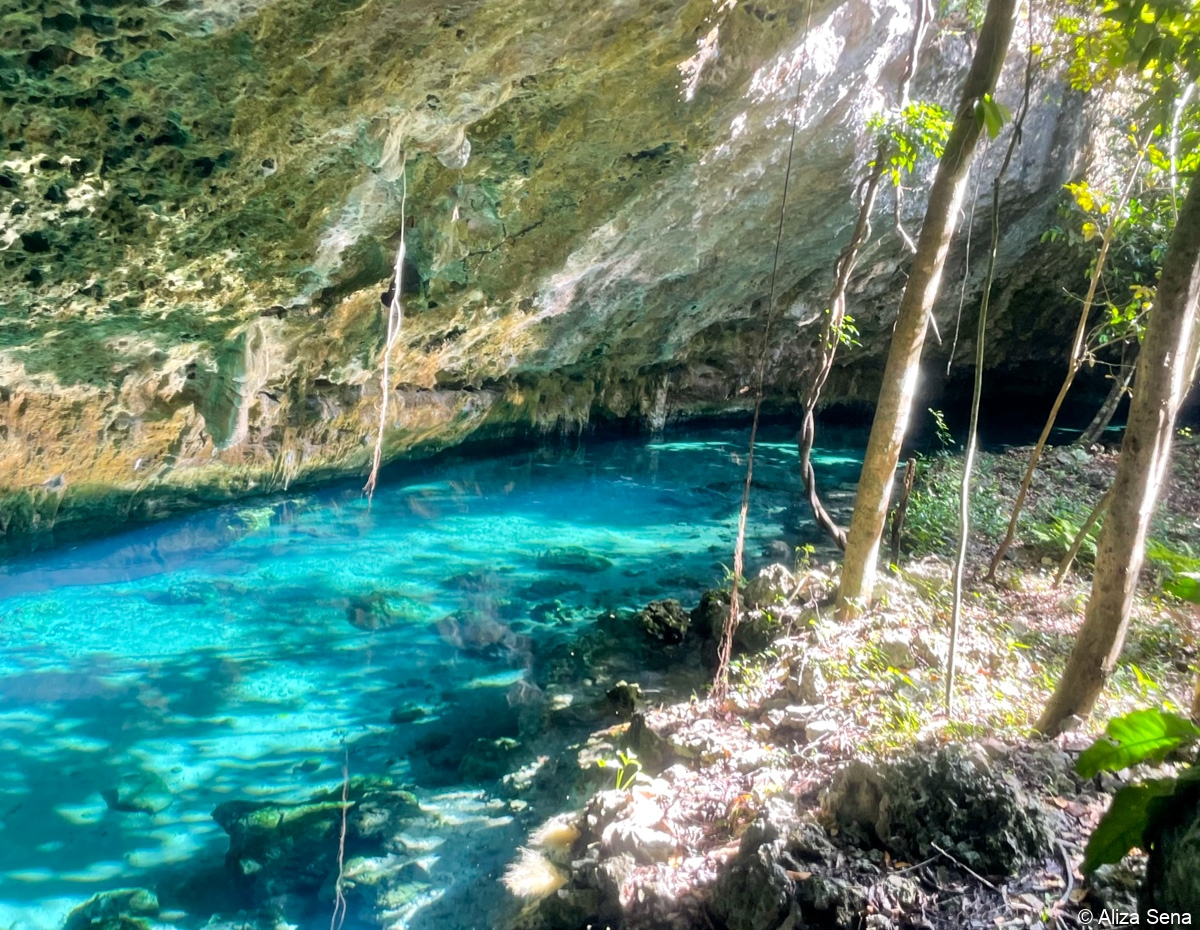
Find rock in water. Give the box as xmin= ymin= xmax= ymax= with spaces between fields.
xmin=64 ymin=889 xmax=159 ymax=930
xmin=605 ymin=680 xmax=642 ymax=717
xmin=102 ymin=772 xmax=172 ymax=814
xmin=213 ymin=776 xmax=423 ymax=903
xmin=458 ymin=736 xmax=522 ymax=782
xmin=536 ymin=547 xmax=613 ymax=573
xmin=821 ymin=744 xmax=1053 ymax=876
xmin=636 ymin=599 xmax=689 ymax=644
xmin=689 ymin=589 xmax=729 ymax=640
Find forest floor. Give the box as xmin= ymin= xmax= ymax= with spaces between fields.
xmin=509 ymin=434 xmax=1200 ymax=930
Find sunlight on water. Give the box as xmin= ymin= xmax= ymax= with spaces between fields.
xmin=0 ymin=427 xmax=860 ymax=930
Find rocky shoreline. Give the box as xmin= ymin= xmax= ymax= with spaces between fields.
xmin=56 ymin=557 xmax=1197 ymax=930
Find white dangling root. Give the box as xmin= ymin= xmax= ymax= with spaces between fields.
xmin=364 ymin=164 xmax=408 ymax=502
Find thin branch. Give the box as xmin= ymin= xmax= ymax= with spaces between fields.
xmin=1053 ymin=484 xmax=1113 ymax=585
xmin=930 ymin=842 xmax=1002 ymax=893
xmin=797 ymin=0 xmax=933 ymax=549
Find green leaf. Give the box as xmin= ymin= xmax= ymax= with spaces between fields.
xmin=1077 ymin=709 xmax=1200 ymax=777
xmin=1083 ymin=778 xmax=1178 ymax=872
xmin=977 ymin=95 xmax=1007 ymax=138
xmin=1165 ymin=572 xmax=1200 ymax=604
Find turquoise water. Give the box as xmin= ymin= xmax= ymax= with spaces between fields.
xmin=0 ymin=427 xmax=861 ymax=930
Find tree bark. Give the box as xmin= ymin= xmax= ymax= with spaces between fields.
xmin=836 ymin=0 xmax=1020 ymax=617
xmin=1038 ymin=178 xmax=1200 ymax=736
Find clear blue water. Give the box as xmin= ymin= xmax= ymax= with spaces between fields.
xmin=0 ymin=427 xmax=862 ymax=930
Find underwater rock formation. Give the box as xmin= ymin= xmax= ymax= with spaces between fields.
xmin=0 ymin=0 xmax=1094 ymax=550
xmin=212 ymin=776 xmax=424 ymax=917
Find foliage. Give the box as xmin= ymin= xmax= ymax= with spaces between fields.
xmin=1082 ymin=778 xmax=1182 ymax=871
xmin=596 ymin=749 xmax=642 ymax=790
xmin=1027 ymin=509 xmax=1103 ymax=563
xmin=1076 ymin=708 xmax=1200 ymax=872
xmin=973 ymin=93 xmax=1011 ymax=139
xmin=937 ymin=0 xmax=988 ymax=29
xmin=1040 ymin=0 xmax=1199 ymax=378
xmin=1077 ymin=707 xmax=1200 ymax=776
xmin=902 ymin=450 xmax=1007 ymax=558
xmin=868 ymin=101 xmax=955 ymax=187
xmin=1146 ymin=538 xmax=1200 ymax=603
xmin=1054 ymin=0 xmax=1200 ymax=107
xmin=929 ymin=407 xmax=955 ymax=454
xmin=830 ymin=311 xmax=862 ymax=348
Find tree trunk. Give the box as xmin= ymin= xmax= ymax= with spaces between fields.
xmin=1038 ymin=178 xmax=1200 ymax=736
xmin=1077 ymin=344 xmax=1137 ymax=447
xmin=836 ymin=0 xmax=1020 ymax=617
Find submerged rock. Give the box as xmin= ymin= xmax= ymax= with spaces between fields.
xmin=102 ymin=772 xmax=172 ymax=814
xmin=821 ymin=745 xmax=1053 ymax=875
xmin=345 ymin=592 xmax=396 ymax=631
xmin=212 ymin=776 xmax=423 ymax=904
xmin=536 ymin=547 xmax=613 ymax=574
xmin=63 ymin=889 xmax=159 ymax=930
xmin=636 ymin=599 xmax=689 ymax=644
xmin=389 ymin=702 xmax=430 ymax=724
xmin=458 ymin=736 xmax=523 ymax=782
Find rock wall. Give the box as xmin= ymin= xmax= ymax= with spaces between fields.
xmin=0 ymin=0 xmax=1092 ymax=551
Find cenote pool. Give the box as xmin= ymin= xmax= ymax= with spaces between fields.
xmin=0 ymin=427 xmax=863 ymax=930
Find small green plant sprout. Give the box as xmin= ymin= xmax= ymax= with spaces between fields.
xmin=1075 ymin=708 xmax=1200 ymax=872
xmin=928 ymin=407 xmax=955 ymax=453
xmin=597 ymin=749 xmax=642 ymax=790
xmin=794 ymin=543 xmax=816 ymax=573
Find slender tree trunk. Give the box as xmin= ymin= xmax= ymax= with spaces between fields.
xmin=1053 ymin=483 xmax=1113 ymax=585
xmin=1038 ymin=179 xmax=1200 ymax=736
xmin=1077 ymin=344 xmax=1137 ymax=447
xmin=836 ymin=0 xmax=1020 ymax=617
xmin=889 ymin=456 xmax=918 ymax=567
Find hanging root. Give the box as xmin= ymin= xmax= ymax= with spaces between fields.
xmin=364 ymin=166 xmax=408 ymax=501
xmin=946 ymin=8 xmax=1036 ymax=714
xmin=714 ymin=0 xmax=813 ymax=702
xmin=330 ymin=749 xmax=349 ymax=930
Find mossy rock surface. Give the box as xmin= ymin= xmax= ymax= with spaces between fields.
xmin=212 ymin=775 xmax=423 ymax=902
xmin=0 ymin=0 xmax=1092 ymax=551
